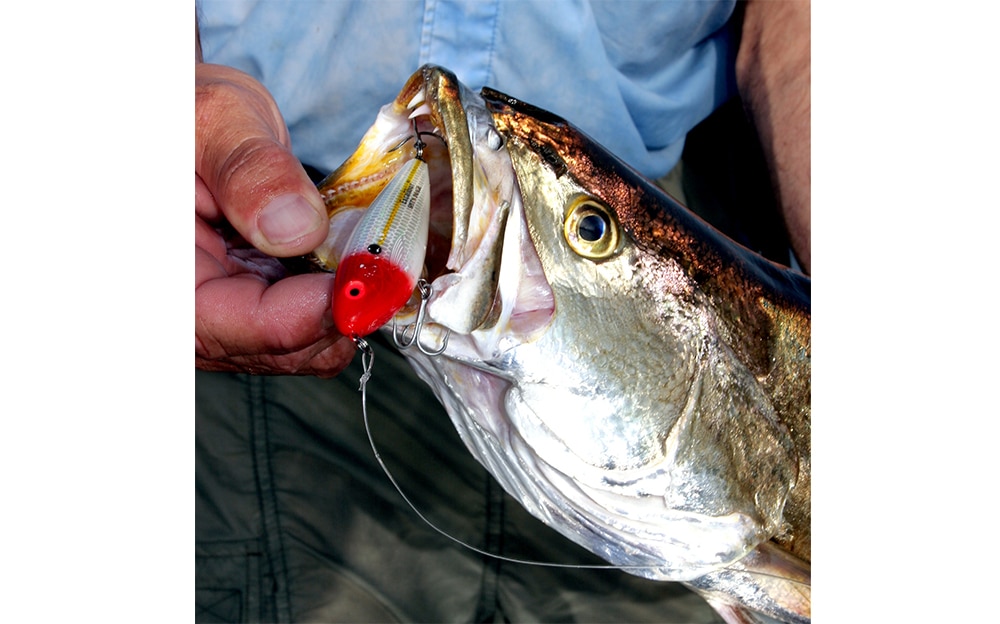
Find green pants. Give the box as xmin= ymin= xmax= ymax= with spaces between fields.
xmin=196 ymin=333 xmax=719 ymax=623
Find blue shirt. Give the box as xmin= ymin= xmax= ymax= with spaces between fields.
xmin=197 ymin=0 xmax=738 ymax=179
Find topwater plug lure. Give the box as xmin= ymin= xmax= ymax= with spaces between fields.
xmin=331 ymin=144 xmax=431 ymax=341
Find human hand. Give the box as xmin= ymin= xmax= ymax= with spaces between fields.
xmin=736 ymin=0 xmax=811 ymax=274
xmin=195 ymin=62 xmax=355 ymax=377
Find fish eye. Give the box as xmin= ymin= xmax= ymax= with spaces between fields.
xmin=563 ymin=199 xmax=620 ymax=260
xmin=577 ymin=214 xmax=606 ymax=242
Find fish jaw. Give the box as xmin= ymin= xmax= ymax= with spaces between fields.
xmin=312 ymin=67 xmax=456 ymax=281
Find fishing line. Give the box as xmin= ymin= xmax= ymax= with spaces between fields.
xmin=355 ymin=348 xmax=807 ymax=590
xmin=357 ymin=348 xmax=636 ymax=571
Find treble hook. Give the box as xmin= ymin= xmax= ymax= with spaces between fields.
xmin=393 ymin=279 xmax=450 ymax=356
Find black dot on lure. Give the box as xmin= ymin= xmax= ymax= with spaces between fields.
xmin=368 ymin=243 xmax=382 ymax=255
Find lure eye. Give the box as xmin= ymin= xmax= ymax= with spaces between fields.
xmin=564 ymin=198 xmax=620 ymax=260
xmin=344 ymin=280 xmax=366 ymax=299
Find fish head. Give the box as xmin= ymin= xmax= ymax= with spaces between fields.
xmin=316 ymin=66 xmax=808 ymax=617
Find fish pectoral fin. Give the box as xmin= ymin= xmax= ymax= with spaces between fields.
xmin=669 ymin=343 xmax=798 ymax=536
xmin=686 ymin=542 xmax=810 ymax=624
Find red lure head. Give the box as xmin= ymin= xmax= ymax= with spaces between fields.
xmin=331 ymin=250 xmax=415 ymax=338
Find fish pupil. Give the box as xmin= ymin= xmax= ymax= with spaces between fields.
xmin=578 ymin=214 xmax=606 ymax=242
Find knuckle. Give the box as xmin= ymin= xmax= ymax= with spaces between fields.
xmin=196 ymin=68 xmax=292 ymax=194
xmin=215 ymin=135 xmax=286 ymax=199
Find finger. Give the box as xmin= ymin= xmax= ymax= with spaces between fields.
xmin=195 ymin=269 xmax=350 ymax=372
xmin=195 ymin=172 xmax=219 ymax=221
xmin=195 ymin=63 xmax=329 ymax=257
xmin=196 ymin=331 xmax=357 ymax=378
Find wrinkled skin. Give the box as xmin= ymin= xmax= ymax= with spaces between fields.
xmin=195 ymin=61 xmax=355 ymax=376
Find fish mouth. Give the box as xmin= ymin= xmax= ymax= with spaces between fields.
xmin=316 ymin=65 xmax=554 ymax=349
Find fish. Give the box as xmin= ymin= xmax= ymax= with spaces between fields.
xmin=313 ymin=65 xmax=811 ymax=624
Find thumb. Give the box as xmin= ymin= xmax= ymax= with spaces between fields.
xmin=196 ymin=63 xmax=329 ymax=257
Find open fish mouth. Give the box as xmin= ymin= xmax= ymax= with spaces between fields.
xmin=315 ymin=65 xmax=555 ymax=350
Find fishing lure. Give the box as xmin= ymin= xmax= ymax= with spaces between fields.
xmin=331 ymin=155 xmax=430 ymax=339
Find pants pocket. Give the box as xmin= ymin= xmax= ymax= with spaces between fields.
xmin=196 ymin=539 xmax=272 ymax=623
